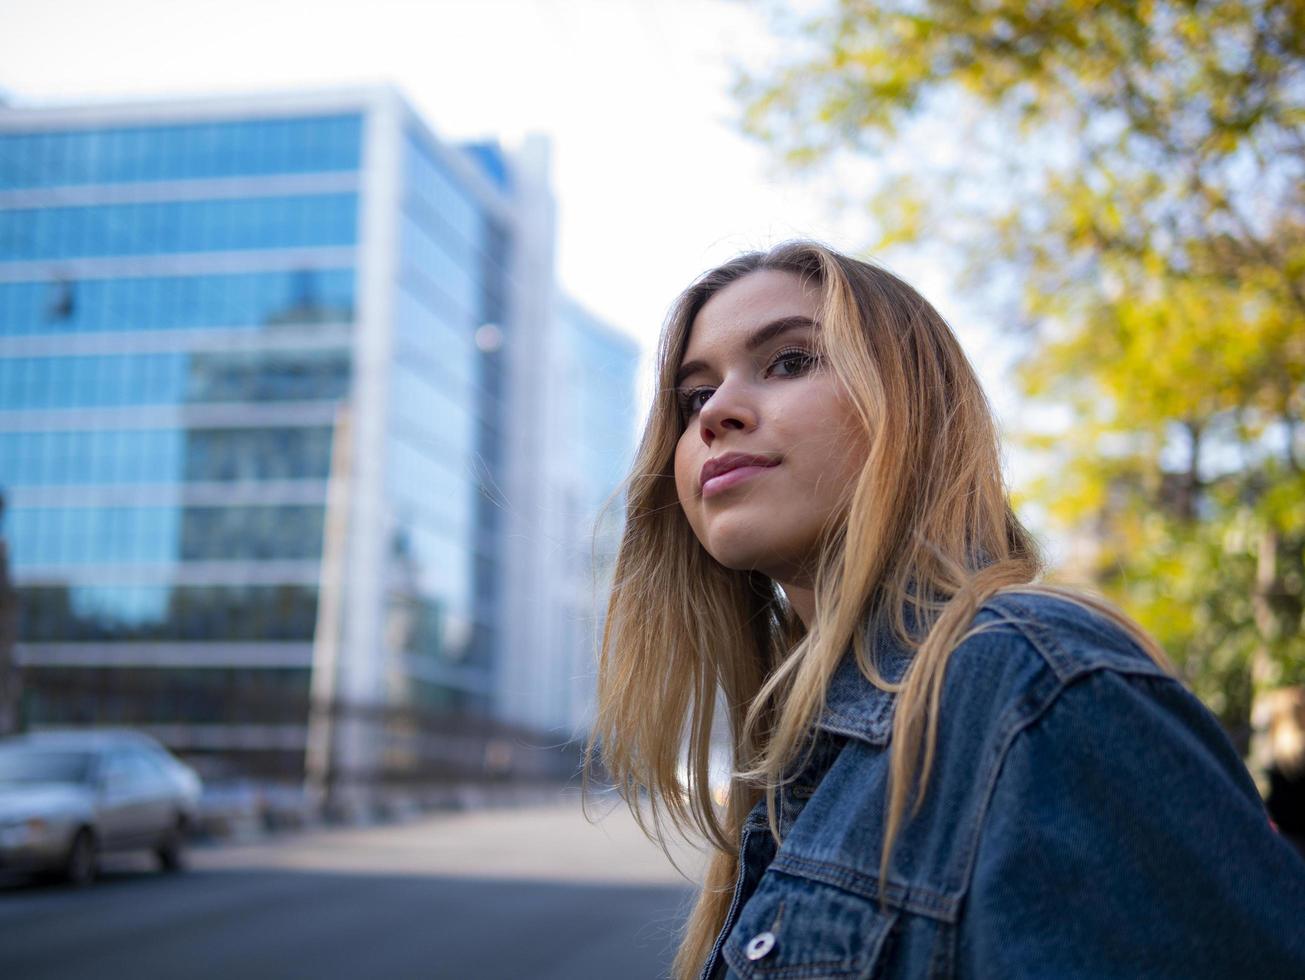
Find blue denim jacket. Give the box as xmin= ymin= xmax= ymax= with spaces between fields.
xmin=701 ymin=592 xmax=1305 ymax=979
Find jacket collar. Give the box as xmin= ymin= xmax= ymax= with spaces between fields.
xmin=814 ymin=619 xmax=914 ymax=746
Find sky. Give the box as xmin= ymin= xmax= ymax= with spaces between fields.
xmin=0 ymin=0 xmax=1000 ymax=339
xmin=0 ymin=0 xmax=1041 ymax=527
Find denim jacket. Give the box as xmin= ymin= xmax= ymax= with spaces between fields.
xmin=701 ymin=592 xmax=1305 ymax=979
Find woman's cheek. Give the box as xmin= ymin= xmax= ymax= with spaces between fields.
xmin=673 ymin=434 xmax=701 ymax=515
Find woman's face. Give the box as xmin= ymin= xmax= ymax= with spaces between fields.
xmin=673 ymin=269 xmax=868 ymax=590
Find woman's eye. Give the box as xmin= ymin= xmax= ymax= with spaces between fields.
xmin=769 ymin=349 xmax=818 ymax=377
xmin=679 ymin=387 xmax=714 ymax=416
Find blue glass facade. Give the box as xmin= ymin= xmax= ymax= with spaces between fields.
xmin=562 ymin=301 xmax=640 ymax=516
xmin=382 ymin=128 xmax=510 ymax=711
xmin=21 ymin=584 xmax=319 ymax=642
xmin=0 ymin=95 xmax=633 ymax=785
xmin=0 ymin=115 xmax=362 ymax=188
xmin=0 ymin=348 xmax=350 ymax=409
xmin=7 ymin=504 xmax=324 ymax=565
xmin=0 ymin=109 xmax=361 ymax=734
xmin=0 ymin=268 xmax=354 ymax=335
xmin=541 ymin=298 xmax=639 ymax=732
xmin=0 ymin=427 xmax=332 ymax=485
xmin=0 ymin=193 xmax=357 ymax=261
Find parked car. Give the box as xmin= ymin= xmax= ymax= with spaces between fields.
xmin=0 ymin=729 xmax=202 ymax=885
xmin=195 ymin=777 xmax=265 ymax=840
xmin=188 ymin=753 xmax=314 ymax=838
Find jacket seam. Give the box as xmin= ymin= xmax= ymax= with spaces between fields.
xmin=769 ymin=852 xmax=958 ymax=922
xmin=814 ymin=718 xmax=890 ymax=746
xmin=928 ymin=919 xmax=956 ymax=979
xmin=950 ymin=658 xmax=1180 ymax=933
xmin=987 ymin=593 xmax=1170 ymax=684
xmin=699 ymin=819 xmax=761 ymax=980
xmin=949 ymin=621 xmax=1088 ymax=893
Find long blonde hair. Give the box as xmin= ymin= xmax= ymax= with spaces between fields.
xmin=586 ymin=241 xmax=1168 ymax=979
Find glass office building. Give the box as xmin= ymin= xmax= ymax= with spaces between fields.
xmin=0 ymin=90 xmax=632 ymax=794
xmin=496 ymin=295 xmax=639 ymax=736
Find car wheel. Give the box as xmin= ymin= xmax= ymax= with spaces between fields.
xmin=62 ymin=828 xmax=97 ymax=887
xmin=156 ymin=816 xmax=188 ymax=872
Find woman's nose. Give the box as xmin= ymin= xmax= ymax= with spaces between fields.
xmin=698 ymin=382 xmax=757 ymax=444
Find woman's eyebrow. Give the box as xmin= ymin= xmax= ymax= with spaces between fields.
xmin=675 ymin=316 xmax=819 ymax=386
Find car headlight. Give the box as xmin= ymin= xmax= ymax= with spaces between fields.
xmin=0 ymin=817 xmax=51 ymax=846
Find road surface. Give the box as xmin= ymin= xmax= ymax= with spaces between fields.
xmin=0 ymin=793 xmax=703 ymax=980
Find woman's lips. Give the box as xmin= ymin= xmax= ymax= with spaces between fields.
xmin=701 ymin=462 xmax=778 ymax=498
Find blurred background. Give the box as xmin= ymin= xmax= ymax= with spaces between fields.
xmin=0 ymin=1 xmax=1301 ymax=977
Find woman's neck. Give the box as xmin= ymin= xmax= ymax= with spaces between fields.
xmin=780 ymin=582 xmax=815 ymax=628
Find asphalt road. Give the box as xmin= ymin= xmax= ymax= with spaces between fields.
xmin=0 ymin=796 xmax=701 ymax=980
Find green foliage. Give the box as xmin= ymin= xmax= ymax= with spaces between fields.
xmin=739 ymin=0 xmax=1305 ymax=730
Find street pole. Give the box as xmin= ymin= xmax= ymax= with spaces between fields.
xmin=305 ymin=405 xmax=352 ymax=812
xmin=0 ymin=493 xmax=20 ymax=735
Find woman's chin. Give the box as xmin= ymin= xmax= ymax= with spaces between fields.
xmin=702 ymin=536 xmax=783 ymax=578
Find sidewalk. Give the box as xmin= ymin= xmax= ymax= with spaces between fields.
xmin=192 ymin=791 xmax=708 ymax=887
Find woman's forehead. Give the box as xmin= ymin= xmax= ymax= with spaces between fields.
xmin=683 ymin=270 xmax=820 ymax=357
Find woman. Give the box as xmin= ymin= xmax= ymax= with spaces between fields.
xmin=589 ymin=241 xmax=1305 ymax=979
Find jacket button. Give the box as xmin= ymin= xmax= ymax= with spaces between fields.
xmin=744 ymin=931 xmax=776 ymax=960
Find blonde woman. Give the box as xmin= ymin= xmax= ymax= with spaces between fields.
xmin=590 ymin=241 xmax=1305 ymax=979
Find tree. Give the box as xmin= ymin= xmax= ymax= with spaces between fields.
xmin=738 ymin=0 xmax=1305 ymax=735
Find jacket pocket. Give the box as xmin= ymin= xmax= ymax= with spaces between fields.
xmin=722 ymin=868 xmax=897 ymax=980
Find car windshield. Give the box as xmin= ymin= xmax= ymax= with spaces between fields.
xmin=0 ymin=747 xmax=97 ymax=786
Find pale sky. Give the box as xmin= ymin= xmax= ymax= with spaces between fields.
xmin=0 ymin=0 xmax=995 ymax=341
xmin=0 ymin=0 xmax=1045 ymax=530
